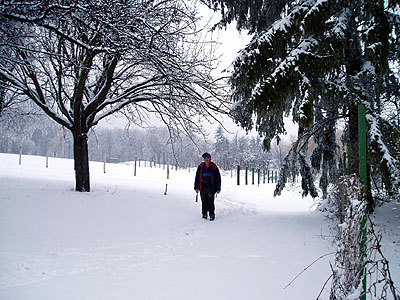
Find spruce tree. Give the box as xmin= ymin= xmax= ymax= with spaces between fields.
xmin=213 ymin=126 xmax=231 ymax=169
xmin=207 ymin=0 xmax=400 ymax=202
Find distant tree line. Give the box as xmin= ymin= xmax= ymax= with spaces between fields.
xmin=212 ymin=125 xmax=288 ymax=171
xmin=0 ymin=114 xmax=288 ymax=171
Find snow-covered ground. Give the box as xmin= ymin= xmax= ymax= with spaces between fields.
xmin=374 ymin=201 xmax=400 ymax=294
xmin=0 ymin=153 xmax=397 ymax=299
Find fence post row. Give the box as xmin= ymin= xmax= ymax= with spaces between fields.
xmin=25 ymin=151 xmax=283 ymax=189
xmin=236 ymin=166 xmax=279 ymax=186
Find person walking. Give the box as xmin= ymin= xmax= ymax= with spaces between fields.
xmin=194 ymin=153 xmax=221 ymax=221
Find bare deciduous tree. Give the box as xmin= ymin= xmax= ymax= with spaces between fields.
xmin=0 ymin=0 xmax=228 ymax=191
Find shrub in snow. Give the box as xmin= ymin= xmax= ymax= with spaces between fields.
xmin=325 ymin=175 xmax=399 ymax=300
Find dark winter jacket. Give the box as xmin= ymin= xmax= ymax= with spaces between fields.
xmin=194 ymin=162 xmax=221 ymax=194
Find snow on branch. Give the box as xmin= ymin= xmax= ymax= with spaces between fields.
xmin=367 ymin=112 xmax=400 ymax=195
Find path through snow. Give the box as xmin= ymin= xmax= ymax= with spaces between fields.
xmin=0 ymin=154 xmax=333 ymax=299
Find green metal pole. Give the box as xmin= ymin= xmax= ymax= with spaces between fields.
xmin=245 ymin=167 xmax=248 ymax=185
xmin=237 ymin=165 xmax=240 ymax=185
xmin=358 ymin=104 xmax=367 ymax=300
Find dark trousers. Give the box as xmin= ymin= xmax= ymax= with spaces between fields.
xmin=200 ymin=186 xmax=215 ymax=217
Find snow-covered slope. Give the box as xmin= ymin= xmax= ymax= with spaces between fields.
xmin=0 ymin=153 xmax=337 ymax=299
xmin=374 ymin=201 xmax=400 ymax=291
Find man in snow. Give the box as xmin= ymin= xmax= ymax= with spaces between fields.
xmin=194 ymin=153 xmax=221 ymax=221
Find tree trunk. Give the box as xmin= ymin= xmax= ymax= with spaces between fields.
xmin=343 ymin=11 xmax=374 ymax=212
xmin=344 ymin=7 xmax=362 ymax=175
xmin=348 ymin=103 xmax=359 ymax=174
xmin=73 ymin=131 xmax=90 ymax=192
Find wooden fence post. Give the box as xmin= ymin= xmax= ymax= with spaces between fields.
xmin=164 ymin=158 xmax=170 ymax=196
xmin=167 ymin=158 xmax=170 ymax=180
xmin=134 ymin=156 xmax=137 ymax=176
xmin=19 ymin=145 xmax=22 ymax=165
xmin=103 ymin=153 xmax=106 ymax=173
xmin=164 ymin=183 xmax=168 ymax=195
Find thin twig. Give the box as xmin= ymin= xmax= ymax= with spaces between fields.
xmin=316 ymin=273 xmax=334 ymax=300
xmin=284 ymin=252 xmax=336 ymax=289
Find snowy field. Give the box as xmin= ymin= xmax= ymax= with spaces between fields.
xmin=0 ymin=153 xmax=398 ymax=300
